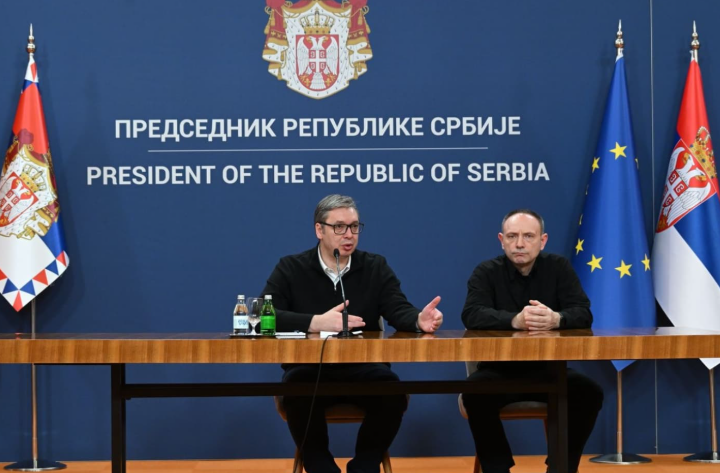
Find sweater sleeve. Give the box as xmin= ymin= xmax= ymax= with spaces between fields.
xmin=376 ymin=256 xmax=422 ymax=332
xmin=262 ymin=258 xmax=315 ymax=332
xmin=555 ymin=257 xmax=593 ymax=329
xmin=461 ymin=264 xmax=517 ymax=330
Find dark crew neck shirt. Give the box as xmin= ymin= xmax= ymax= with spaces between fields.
xmin=461 ymin=253 xmax=592 ymax=330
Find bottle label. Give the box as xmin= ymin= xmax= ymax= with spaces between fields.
xmin=261 ymin=315 xmax=276 ymax=334
xmin=234 ymin=315 xmax=249 ymax=331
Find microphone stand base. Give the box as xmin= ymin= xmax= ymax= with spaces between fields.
xmin=335 ymin=330 xmax=359 ymax=338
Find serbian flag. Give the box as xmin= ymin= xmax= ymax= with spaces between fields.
xmin=0 ymin=47 xmax=69 ymax=311
xmin=653 ymin=44 xmax=720 ymax=368
xmin=572 ymin=43 xmax=655 ymax=371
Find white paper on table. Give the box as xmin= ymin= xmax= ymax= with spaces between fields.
xmin=275 ymin=331 xmax=307 ymax=339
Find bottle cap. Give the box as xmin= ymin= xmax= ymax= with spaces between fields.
xmin=238 ymin=294 xmax=245 ymax=299
xmin=264 ymin=294 xmax=272 ymax=300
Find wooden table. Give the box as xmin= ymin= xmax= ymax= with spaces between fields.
xmin=2 ymin=328 xmax=720 ymax=473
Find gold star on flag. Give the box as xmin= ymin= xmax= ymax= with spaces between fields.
xmin=587 ymin=255 xmax=602 ymax=272
xmin=642 ymin=254 xmax=651 ymax=271
xmin=615 ymin=260 xmax=632 ymax=278
xmin=610 ymin=142 xmax=627 ymax=159
xmin=592 ymin=157 xmax=600 ymax=173
xmin=579 ymin=214 xmax=583 ymax=226
xmin=575 ymin=239 xmax=584 ymax=255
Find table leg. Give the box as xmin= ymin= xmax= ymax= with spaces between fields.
xmin=547 ymin=361 xmax=568 ymax=473
xmin=111 ymin=364 xmax=127 ymax=473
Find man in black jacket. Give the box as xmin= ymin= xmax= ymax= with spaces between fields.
xmin=263 ymin=194 xmax=443 ymax=473
xmin=460 ymin=209 xmax=603 ymax=473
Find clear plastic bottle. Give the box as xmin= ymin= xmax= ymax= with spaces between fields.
xmin=233 ymin=295 xmax=249 ymax=335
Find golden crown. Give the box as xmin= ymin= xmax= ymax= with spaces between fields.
xmin=300 ymin=10 xmax=334 ymax=35
xmin=20 ymin=164 xmax=46 ymax=193
xmin=690 ymin=127 xmax=716 ymax=180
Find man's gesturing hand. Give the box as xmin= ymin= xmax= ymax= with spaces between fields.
xmin=418 ymin=296 xmax=443 ymax=333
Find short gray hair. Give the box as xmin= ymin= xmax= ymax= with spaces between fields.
xmin=314 ymin=194 xmax=359 ymax=223
xmin=501 ymin=209 xmax=545 ymax=234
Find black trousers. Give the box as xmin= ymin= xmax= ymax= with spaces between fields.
xmin=282 ymin=363 xmax=408 ymax=473
xmin=462 ymin=362 xmax=604 ymax=473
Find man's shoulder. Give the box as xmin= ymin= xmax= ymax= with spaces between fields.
xmin=276 ymin=247 xmax=318 ymax=268
xmin=351 ymin=249 xmax=387 ymax=268
xmin=538 ymin=252 xmax=571 ymax=267
xmin=475 ymin=255 xmax=506 ymax=273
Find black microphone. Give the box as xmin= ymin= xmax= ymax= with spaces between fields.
xmin=333 ymin=248 xmax=353 ymax=338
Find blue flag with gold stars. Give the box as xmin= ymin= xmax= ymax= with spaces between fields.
xmin=571 ymin=50 xmax=655 ymax=371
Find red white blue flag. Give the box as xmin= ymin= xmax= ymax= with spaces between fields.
xmin=0 ymin=47 xmax=69 ymax=311
xmin=653 ymin=40 xmax=720 ymax=368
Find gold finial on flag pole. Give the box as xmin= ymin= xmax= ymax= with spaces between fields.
xmin=27 ymin=24 xmax=36 ymax=55
xmin=615 ymin=20 xmax=623 ymax=59
xmin=691 ymin=21 xmax=700 ymax=63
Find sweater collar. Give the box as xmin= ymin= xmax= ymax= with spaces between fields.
xmin=310 ymin=244 xmax=362 ymax=274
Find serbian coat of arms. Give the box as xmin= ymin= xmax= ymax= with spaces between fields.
xmin=263 ymin=0 xmax=372 ymax=99
xmin=0 ymin=129 xmax=60 ymax=240
xmin=657 ymin=127 xmax=718 ymax=232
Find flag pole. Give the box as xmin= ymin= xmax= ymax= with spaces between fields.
xmin=4 ymin=26 xmax=67 ymax=473
xmin=573 ymin=20 xmax=655 ymax=464
xmin=677 ymin=22 xmax=720 ymax=464
xmin=5 ymin=300 xmax=66 ymax=471
xmin=590 ymin=369 xmax=651 ymax=464
xmin=684 ymin=367 xmax=720 ymax=462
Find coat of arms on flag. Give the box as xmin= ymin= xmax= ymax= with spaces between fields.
xmin=657 ymin=127 xmax=716 ymax=232
xmin=0 ymin=31 xmax=69 ymax=311
xmin=653 ymin=24 xmax=720 ymax=369
xmin=263 ymin=0 xmax=373 ymax=99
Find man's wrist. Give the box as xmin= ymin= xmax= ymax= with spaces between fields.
xmin=556 ymin=312 xmax=565 ymax=329
xmin=309 ymin=315 xmax=321 ymax=333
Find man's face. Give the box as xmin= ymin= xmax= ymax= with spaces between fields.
xmin=315 ymin=207 xmax=359 ymax=259
xmin=498 ymin=213 xmax=548 ymax=271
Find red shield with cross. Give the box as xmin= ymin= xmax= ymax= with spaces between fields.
xmin=0 ymin=172 xmax=38 ymax=227
xmin=296 ymin=35 xmax=340 ymax=92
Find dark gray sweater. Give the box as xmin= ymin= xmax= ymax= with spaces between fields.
xmin=262 ymin=246 xmax=421 ymax=333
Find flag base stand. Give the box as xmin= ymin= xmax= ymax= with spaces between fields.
xmin=4 ymin=459 xmax=66 ymax=471
xmin=589 ymin=453 xmax=651 ymax=464
xmin=685 ymin=369 xmax=720 ymax=463
xmin=684 ymin=451 xmax=720 ymax=462
xmin=7 ymin=302 xmax=66 ymax=473
xmin=590 ymin=370 xmax=652 ymax=465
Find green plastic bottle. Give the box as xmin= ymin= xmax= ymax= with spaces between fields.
xmin=260 ymin=295 xmax=276 ymax=336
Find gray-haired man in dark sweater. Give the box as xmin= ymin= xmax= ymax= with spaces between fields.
xmin=262 ymin=194 xmax=443 ymax=473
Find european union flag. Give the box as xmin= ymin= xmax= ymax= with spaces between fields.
xmin=571 ymin=48 xmax=655 ymax=371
